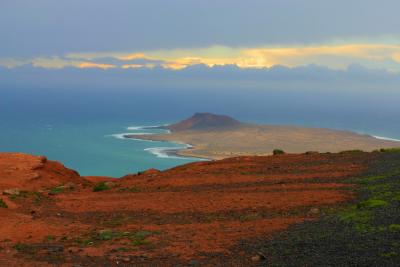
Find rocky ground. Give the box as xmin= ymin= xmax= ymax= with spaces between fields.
xmin=0 ymin=150 xmax=399 ymax=266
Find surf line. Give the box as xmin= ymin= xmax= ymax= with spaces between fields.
xmin=373 ymin=135 xmax=400 ymax=142
xmin=111 ymin=125 xmax=202 ymax=160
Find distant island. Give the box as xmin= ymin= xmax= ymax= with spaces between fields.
xmin=124 ymin=112 xmax=400 ymax=159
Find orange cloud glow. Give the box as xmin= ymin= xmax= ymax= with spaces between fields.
xmin=117 ymin=53 xmax=148 ymax=61
xmin=2 ymin=43 xmax=400 ymax=71
xmin=121 ymin=64 xmax=143 ymax=69
xmin=78 ymin=62 xmax=115 ymax=69
xmin=393 ymin=53 xmax=400 ymax=63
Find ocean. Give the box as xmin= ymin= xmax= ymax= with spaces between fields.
xmin=1 ymin=86 xmax=400 ymax=177
xmin=0 ymin=118 xmax=201 ymax=177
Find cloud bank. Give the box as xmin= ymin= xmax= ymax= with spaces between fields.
xmin=1 ymin=62 xmax=399 ymax=94
xmin=2 ymin=43 xmax=400 ymax=72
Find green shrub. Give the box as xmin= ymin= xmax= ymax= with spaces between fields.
xmin=0 ymin=198 xmax=8 ymax=208
xmin=339 ymin=149 xmax=364 ymax=154
xmin=273 ymin=149 xmax=285 ymax=155
xmin=381 ymin=252 xmax=398 ymax=258
xmin=357 ymin=199 xmax=388 ymax=209
xmin=8 ymin=191 xmax=48 ymax=205
xmin=49 ymin=186 xmax=64 ymax=195
xmin=13 ymin=243 xmax=33 ymax=253
xmin=380 ymin=148 xmax=400 ymax=153
xmin=45 ymin=235 xmax=56 ymax=241
xmin=389 ymin=224 xmax=400 ymax=232
xmin=93 ymin=182 xmax=111 ymax=192
xmin=97 ymin=230 xmax=116 ymax=241
xmin=86 ymin=229 xmax=155 ymax=247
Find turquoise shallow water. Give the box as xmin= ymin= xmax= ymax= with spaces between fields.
xmin=0 ymin=120 xmax=199 ymax=177
xmin=1 ymin=87 xmax=400 ymax=177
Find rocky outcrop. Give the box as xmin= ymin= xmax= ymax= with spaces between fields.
xmin=0 ymin=153 xmax=89 ymax=192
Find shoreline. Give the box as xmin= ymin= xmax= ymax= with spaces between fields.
xmin=152 ymin=146 xmax=212 ymax=161
xmin=143 ymin=144 xmax=210 ymax=161
xmin=120 ymin=131 xmax=211 ymax=161
xmin=372 ymin=135 xmax=400 ymax=142
xmin=122 ymin=126 xmax=400 ymax=161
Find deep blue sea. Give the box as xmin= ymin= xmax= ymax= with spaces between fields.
xmin=1 ymin=87 xmax=399 ymax=177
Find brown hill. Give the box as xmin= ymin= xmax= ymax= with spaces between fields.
xmin=167 ymin=112 xmax=242 ymax=132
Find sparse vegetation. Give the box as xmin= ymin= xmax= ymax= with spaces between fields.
xmin=273 ymin=149 xmax=285 ymax=155
xmin=48 ymin=183 xmax=75 ymax=195
xmin=44 ymin=235 xmax=56 ymax=242
xmin=49 ymin=186 xmax=65 ymax=195
xmin=93 ymin=182 xmax=111 ymax=192
xmin=118 ymin=186 xmax=141 ymax=193
xmin=357 ymin=199 xmax=388 ymax=209
xmin=389 ymin=224 xmax=400 ymax=232
xmin=305 ymin=151 xmax=319 ymax=155
xmin=130 ymin=230 xmax=153 ymax=246
xmin=239 ymin=212 xmax=261 ymax=222
xmin=0 ymin=198 xmax=8 ymax=208
xmin=257 ymin=153 xmax=400 ymax=266
xmin=339 ymin=149 xmax=364 ymax=154
xmin=75 ymin=229 xmax=157 ymax=248
xmin=13 ymin=243 xmax=34 ymax=253
xmin=7 ymin=191 xmax=48 ymax=205
xmin=101 ymin=215 xmax=125 ymax=228
xmin=379 ymin=148 xmax=400 ymax=153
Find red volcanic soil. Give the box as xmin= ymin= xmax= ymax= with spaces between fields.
xmin=0 ymin=153 xmax=87 ymax=191
xmin=0 ymin=152 xmax=375 ymax=266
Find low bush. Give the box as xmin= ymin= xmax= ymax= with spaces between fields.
xmin=273 ymin=149 xmax=285 ymax=155
xmin=0 ymin=198 xmax=8 ymax=208
xmin=339 ymin=149 xmax=364 ymax=154
xmin=93 ymin=182 xmax=111 ymax=192
xmin=380 ymin=148 xmax=400 ymax=153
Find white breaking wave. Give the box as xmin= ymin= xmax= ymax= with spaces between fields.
xmin=144 ymin=143 xmax=195 ymax=159
xmin=126 ymin=125 xmax=159 ymax=130
xmin=124 ymin=132 xmax=154 ymax=135
xmin=126 ymin=124 xmax=170 ymax=130
xmin=144 ymin=147 xmax=187 ymax=159
xmin=109 ymin=124 xmax=201 ymax=160
xmin=106 ymin=133 xmax=156 ymax=141
xmin=107 ymin=133 xmax=133 ymax=140
xmin=107 ymin=128 xmax=159 ymax=140
xmin=373 ymin=135 xmax=400 ymax=142
xmin=126 ymin=124 xmax=171 ymax=134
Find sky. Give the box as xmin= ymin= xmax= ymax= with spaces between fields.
xmin=1 ymin=0 xmax=400 ymax=72
xmin=1 ymin=0 xmax=400 ymax=141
